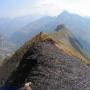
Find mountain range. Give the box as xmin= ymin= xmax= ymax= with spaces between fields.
xmin=0 ymin=11 xmax=90 ymax=48
xmin=9 ymin=11 xmax=90 ymax=42
xmin=0 ymin=15 xmax=42 ymax=37
xmin=0 ymin=10 xmax=90 ymax=61
xmin=6 ymin=11 xmax=89 ymax=57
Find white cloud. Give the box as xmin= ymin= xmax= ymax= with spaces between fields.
xmin=1 ymin=0 xmax=90 ymax=17
xmin=30 ymin=0 xmax=90 ymax=16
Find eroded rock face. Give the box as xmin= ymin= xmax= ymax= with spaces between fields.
xmin=2 ymin=41 xmax=90 ymax=90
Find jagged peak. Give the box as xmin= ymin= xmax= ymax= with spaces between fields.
xmin=58 ymin=10 xmax=70 ymax=17
xmin=55 ymin=24 xmax=68 ymax=32
xmin=55 ymin=24 xmax=74 ymax=37
xmin=62 ymin=10 xmax=69 ymax=14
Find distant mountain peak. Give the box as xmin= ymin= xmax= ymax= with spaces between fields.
xmin=62 ymin=10 xmax=69 ymax=14
xmin=55 ymin=24 xmax=67 ymax=31
xmin=58 ymin=10 xmax=70 ymax=17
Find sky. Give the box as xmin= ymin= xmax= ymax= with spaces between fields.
xmin=0 ymin=0 xmax=90 ymax=18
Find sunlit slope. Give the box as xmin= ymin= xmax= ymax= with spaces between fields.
xmin=49 ymin=25 xmax=90 ymax=65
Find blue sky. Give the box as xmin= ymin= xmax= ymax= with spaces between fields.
xmin=0 ymin=0 xmax=90 ymax=18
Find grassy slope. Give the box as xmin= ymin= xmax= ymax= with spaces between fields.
xmin=49 ymin=28 xmax=90 ymax=66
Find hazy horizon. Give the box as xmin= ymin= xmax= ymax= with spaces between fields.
xmin=0 ymin=0 xmax=90 ymax=18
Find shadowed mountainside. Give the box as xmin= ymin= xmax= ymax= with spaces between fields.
xmin=2 ymin=41 xmax=90 ymax=90
xmin=0 ymin=32 xmax=49 ymax=86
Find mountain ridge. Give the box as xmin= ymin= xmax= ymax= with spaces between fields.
xmin=0 ymin=31 xmax=90 ymax=88
xmin=1 ymin=34 xmax=90 ymax=90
